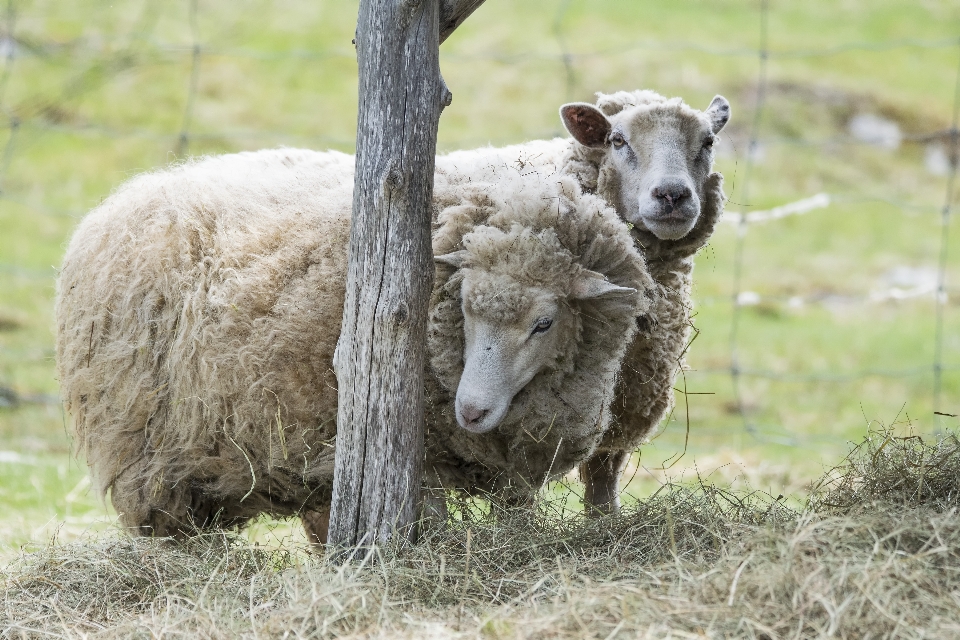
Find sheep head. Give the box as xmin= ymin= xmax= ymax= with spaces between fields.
xmin=560 ymin=91 xmax=730 ymax=241
xmin=435 ymin=224 xmax=637 ymax=434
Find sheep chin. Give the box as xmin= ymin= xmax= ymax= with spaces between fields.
xmin=638 ymin=211 xmax=700 ymax=241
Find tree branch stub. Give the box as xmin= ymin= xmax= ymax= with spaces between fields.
xmin=439 ymin=0 xmax=486 ymax=44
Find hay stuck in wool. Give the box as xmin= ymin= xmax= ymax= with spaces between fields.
xmin=4 ymin=429 xmax=960 ymax=639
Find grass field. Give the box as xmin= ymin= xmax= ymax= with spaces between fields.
xmin=1 ymin=0 xmax=960 ymax=557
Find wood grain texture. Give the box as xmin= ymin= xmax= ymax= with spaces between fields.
xmin=328 ymin=0 xmax=445 ymax=549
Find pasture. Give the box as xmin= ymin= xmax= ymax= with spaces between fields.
xmin=1 ymin=0 xmax=960 ymax=635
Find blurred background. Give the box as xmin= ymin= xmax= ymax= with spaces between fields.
xmin=1 ymin=0 xmax=959 ymax=552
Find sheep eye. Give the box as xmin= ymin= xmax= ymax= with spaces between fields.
xmin=531 ymin=317 xmax=553 ymax=335
xmin=609 ymin=133 xmax=626 ymax=149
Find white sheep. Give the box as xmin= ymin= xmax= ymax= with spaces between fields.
xmin=56 ymin=149 xmax=653 ymax=540
xmin=433 ymin=89 xmax=731 ymax=514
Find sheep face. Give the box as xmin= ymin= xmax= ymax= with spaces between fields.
xmin=455 ymin=274 xmax=568 ymax=433
xmin=561 ymin=95 xmax=730 ymax=241
xmin=436 ymin=225 xmax=637 ymax=435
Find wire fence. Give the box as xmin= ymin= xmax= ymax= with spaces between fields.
xmin=1 ymin=1 xmax=959 ymax=451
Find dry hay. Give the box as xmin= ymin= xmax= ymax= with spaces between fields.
xmin=3 ymin=429 xmax=960 ymax=639
xmin=810 ymin=429 xmax=960 ymax=512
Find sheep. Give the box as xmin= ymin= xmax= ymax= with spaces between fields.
xmin=433 ymin=89 xmax=731 ymax=514
xmin=55 ymin=148 xmax=653 ymax=540
xmin=423 ymin=172 xmax=652 ymax=501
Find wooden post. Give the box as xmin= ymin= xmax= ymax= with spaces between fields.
xmin=329 ymin=0 xmax=485 ymax=550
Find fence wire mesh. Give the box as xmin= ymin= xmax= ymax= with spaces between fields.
xmin=1 ymin=0 xmax=959 ymax=467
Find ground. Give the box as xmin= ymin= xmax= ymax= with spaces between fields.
xmin=4 ymin=431 xmax=960 ymax=638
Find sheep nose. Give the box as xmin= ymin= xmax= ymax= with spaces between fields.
xmin=460 ymin=403 xmax=489 ymax=426
xmin=651 ymin=184 xmax=691 ymax=209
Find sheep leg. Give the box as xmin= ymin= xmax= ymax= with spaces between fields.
xmin=302 ymin=507 xmax=331 ymax=545
xmin=580 ymin=449 xmax=630 ymax=516
xmin=420 ymin=488 xmax=449 ymax=534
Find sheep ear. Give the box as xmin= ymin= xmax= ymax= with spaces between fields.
xmin=434 ymin=250 xmax=468 ymax=268
xmin=706 ymin=95 xmax=730 ymax=134
xmin=560 ymin=103 xmax=611 ymax=148
xmin=571 ymin=270 xmax=637 ymax=300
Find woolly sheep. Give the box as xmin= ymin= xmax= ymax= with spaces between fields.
xmin=56 ymin=149 xmax=653 ymax=539
xmin=431 ymin=90 xmax=731 ymax=514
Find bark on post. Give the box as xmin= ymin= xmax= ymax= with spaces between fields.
xmin=329 ymin=0 xmax=481 ymax=550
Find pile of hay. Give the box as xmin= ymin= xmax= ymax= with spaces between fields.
xmin=4 ymin=430 xmax=960 ymax=639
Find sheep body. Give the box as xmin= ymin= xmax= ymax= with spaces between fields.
xmin=567 ymin=90 xmax=727 ymax=455
xmin=56 ymin=148 xmax=651 ymax=535
xmin=57 ymin=148 xmax=354 ymax=533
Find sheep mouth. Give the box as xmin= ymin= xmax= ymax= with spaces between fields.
xmin=639 ymin=209 xmax=700 ymax=241
xmin=651 ymin=207 xmax=692 ymax=220
xmin=457 ymin=417 xmax=502 ymax=435
xmin=458 ymin=420 xmax=499 ymax=434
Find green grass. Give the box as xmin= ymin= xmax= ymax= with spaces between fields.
xmin=2 ymin=0 xmax=960 ymax=551
xmin=0 ymin=448 xmax=110 ymax=555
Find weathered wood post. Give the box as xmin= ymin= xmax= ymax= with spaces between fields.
xmin=328 ymin=0 xmax=485 ymax=549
